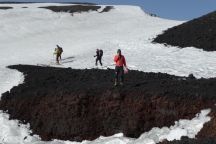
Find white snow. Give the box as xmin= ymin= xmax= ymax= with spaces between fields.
xmin=0 ymin=3 xmax=214 ymax=144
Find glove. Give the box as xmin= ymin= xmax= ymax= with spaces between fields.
xmin=94 ymin=55 xmax=96 ymax=57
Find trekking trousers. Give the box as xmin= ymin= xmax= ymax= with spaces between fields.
xmin=56 ymin=54 xmax=60 ymax=63
xmin=115 ymin=66 xmax=124 ymax=83
xmin=96 ymin=57 xmax=102 ymax=66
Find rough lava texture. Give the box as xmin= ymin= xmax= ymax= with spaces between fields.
xmin=196 ymin=106 xmax=216 ymax=138
xmin=99 ymin=6 xmax=114 ymax=13
xmin=0 ymin=7 xmax=13 ymax=10
xmin=39 ymin=5 xmax=102 ymax=14
xmin=1 ymin=65 xmax=216 ymax=143
xmin=152 ymin=10 xmax=216 ymax=51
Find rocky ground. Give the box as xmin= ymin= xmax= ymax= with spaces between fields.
xmin=0 ymin=65 xmax=216 ymax=143
xmin=153 ymin=10 xmax=216 ymax=52
xmin=39 ymin=5 xmax=102 ymax=14
xmin=0 ymin=7 xmax=13 ymax=10
xmin=39 ymin=5 xmax=114 ymax=14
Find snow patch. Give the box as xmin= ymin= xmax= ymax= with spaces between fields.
xmin=0 ymin=68 xmax=24 ymax=99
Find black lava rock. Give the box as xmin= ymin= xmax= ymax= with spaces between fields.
xmin=153 ymin=10 xmax=216 ymax=51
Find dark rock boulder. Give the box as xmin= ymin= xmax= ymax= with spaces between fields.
xmin=0 ymin=7 xmax=13 ymax=10
xmin=99 ymin=6 xmax=114 ymax=13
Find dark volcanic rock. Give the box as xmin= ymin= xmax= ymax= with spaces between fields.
xmin=39 ymin=5 xmax=101 ymax=13
xmin=99 ymin=6 xmax=114 ymax=13
xmin=0 ymin=7 xmax=13 ymax=10
xmin=1 ymin=65 xmax=216 ymax=142
xmin=157 ymin=136 xmax=216 ymax=144
xmin=153 ymin=10 xmax=216 ymax=51
xmin=196 ymin=107 xmax=216 ymax=139
xmin=58 ymin=2 xmax=97 ymax=5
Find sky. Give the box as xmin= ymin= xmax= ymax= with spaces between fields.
xmin=2 ymin=0 xmax=216 ymax=20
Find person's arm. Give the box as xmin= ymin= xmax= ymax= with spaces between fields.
xmin=114 ymin=55 xmax=118 ymax=62
xmin=54 ymin=49 xmax=58 ymax=54
xmin=123 ymin=56 xmax=127 ymax=68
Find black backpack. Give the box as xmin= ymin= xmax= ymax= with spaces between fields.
xmin=99 ymin=49 xmax=103 ymax=56
xmin=59 ymin=47 xmax=63 ymax=53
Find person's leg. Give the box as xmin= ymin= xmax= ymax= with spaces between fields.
xmin=57 ymin=54 xmax=61 ymax=64
xmin=56 ymin=55 xmax=59 ymax=63
xmin=120 ymin=66 xmax=124 ymax=84
xmin=115 ymin=66 xmax=120 ymax=85
xmin=95 ymin=57 xmax=98 ymax=66
xmin=99 ymin=57 xmax=102 ymax=66
xmin=60 ymin=54 xmax=61 ymax=60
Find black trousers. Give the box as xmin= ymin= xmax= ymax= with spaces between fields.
xmin=56 ymin=54 xmax=60 ymax=63
xmin=115 ymin=66 xmax=124 ymax=83
xmin=96 ymin=57 xmax=102 ymax=66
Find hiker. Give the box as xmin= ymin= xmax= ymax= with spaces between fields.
xmin=114 ymin=49 xmax=127 ymax=86
xmin=94 ymin=48 xmax=103 ymax=66
xmin=56 ymin=45 xmax=63 ymax=60
xmin=54 ymin=45 xmax=61 ymax=65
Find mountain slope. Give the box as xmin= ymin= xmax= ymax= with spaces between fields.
xmin=1 ymin=2 xmax=215 ymax=144
xmin=153 ymin=10 xmax=216 ymax=51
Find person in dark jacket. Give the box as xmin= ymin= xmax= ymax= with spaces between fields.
xmin=94 ymin=48 xmax=103 ymax=66
xmin=114 ymin=49 xmax=127 ymax=86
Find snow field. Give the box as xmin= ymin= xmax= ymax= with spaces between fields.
xmin=0 ymin=3 xmax=214 ymax=144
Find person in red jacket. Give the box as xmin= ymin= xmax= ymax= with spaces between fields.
xmin=114 ymin=49 xmax=128 ymax=86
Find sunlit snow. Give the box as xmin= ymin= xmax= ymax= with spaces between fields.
xmin=0 ymin=3 xmax=213 ymax=144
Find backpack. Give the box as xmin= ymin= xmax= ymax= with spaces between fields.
xmin=59 ymin=47 xmax=63 ymax=54
xmin=99 ymin=49 xmax=103 ymax=56
xmin=54 ymin=48 xmax=61 ymax=55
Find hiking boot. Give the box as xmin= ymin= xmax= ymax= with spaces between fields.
xmin=56 ymin=62 xmax=60 ymax=65
xmin=114 ymin=82 xmax=118 ymax=86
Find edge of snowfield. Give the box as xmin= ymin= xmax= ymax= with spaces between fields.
xmin=0 ymin=3 xmax=213 ymax=144
xmin=0 ymin=109 xmax=211 ymax=144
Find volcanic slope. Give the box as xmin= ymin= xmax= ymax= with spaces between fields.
xmin=0 ymin=65 xmax=216 ymax=142
xmin=1 ymin=2 xmax=216 ymax=144
xmin=153 ymin=10 xmax=216 ymax=51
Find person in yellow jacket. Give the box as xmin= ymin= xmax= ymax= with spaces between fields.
xmin=54 ymin=45 xmax=61 ymax=65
